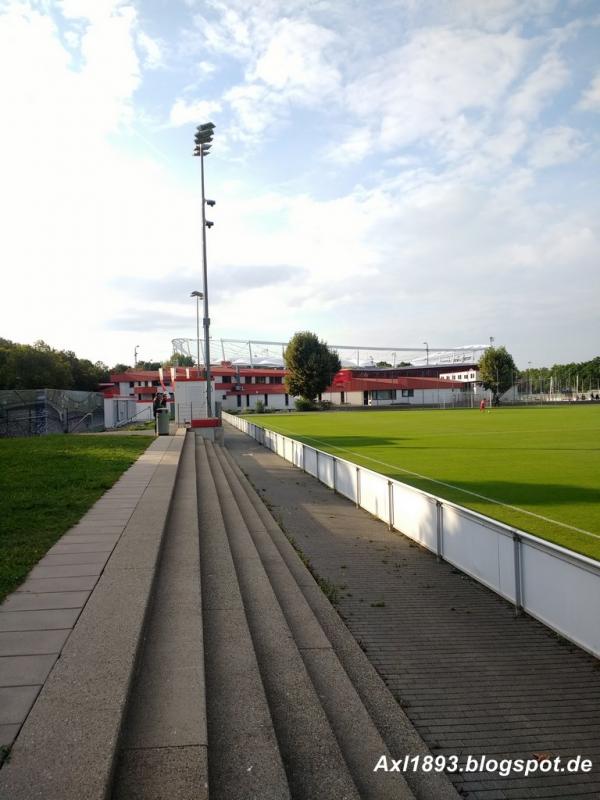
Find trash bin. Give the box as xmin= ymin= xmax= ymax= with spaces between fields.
xmin=156 ymin=407 xmax=170 ymax=435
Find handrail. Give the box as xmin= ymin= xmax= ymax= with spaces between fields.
xmin=69 ymin=411 xmax=94 ymax=433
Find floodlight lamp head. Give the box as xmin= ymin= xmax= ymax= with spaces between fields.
xmin=205 ymin=220 xmax=214 ymax=229
xmin=196 ymin=122 xmax=215 ymax=133
xmin=205 ymin=199 xmax=216 ymax=207
xmin=190 ymin=290 xmax=203 ymax=298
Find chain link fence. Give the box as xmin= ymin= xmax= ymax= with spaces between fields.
xmin=0 ymin=389 xmax=105 ymax=438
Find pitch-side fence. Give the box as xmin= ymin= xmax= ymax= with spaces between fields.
xmin=223 ymin=412 xmax=600 ymax=659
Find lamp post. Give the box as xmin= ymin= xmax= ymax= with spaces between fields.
xmin=190 ymin=291 xmax=203 ymax=372
xmin=423 ymin=342 xmax=429 ymax=366
xmin=193 ymin=121 xmax=216 ymax=417
xmin=134 ymin=344 xmax=139 ymax=368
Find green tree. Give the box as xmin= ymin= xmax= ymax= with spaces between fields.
xmin=164 ymin=352 xmax=195 ymax=367
xmin=137 ymin=360 xmax=163 ymax=370
xmin=478 ymin=346 xmax=518 ymax=405
xmin=376 ymin=361 xmax=392 ymax=367
xmin=284 ymin=331 xmax=341 ymax=402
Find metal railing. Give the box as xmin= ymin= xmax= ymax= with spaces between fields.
xmin=223 ymin=411 xmax=600 ymax=659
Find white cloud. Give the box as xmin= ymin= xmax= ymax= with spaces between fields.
xmin=527 ymin=125 xmax=586 ymax=168
xmin=169 ymin=97 xmax=221 ymax=127
xmin=186 ymin=5 xmax=342 ymax=144
xmin=137 ymin=30 xmax=165 ymax=69
xmin=578 ymin=72 xmax=600 ymax=111
xmin=249 ymin=18 xmax=340 ymax=99
xmin=340 ymin=27 xmax=528 ymax=157
xmin=507 ymin=51 xmax=569 ymax=120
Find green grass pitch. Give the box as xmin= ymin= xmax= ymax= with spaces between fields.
xmin=250 ymin=405 xmax=600 ymax=562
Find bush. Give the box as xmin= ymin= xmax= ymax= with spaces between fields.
xmin=318 ymin=400 xmax=333 ymax=411
xmin=294 ymin=397 xmax=317 ymax=411
xmin=255 ymin=400 xmax=265 ymax=414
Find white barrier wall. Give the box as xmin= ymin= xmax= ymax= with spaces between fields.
xmin=223 ymin=411 xmax=600 ymax=659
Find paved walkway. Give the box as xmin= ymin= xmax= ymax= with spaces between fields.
xmin=224 ymin=424 xmax=600 ymax=800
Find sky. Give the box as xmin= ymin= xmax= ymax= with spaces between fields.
xmin=1 ymin=0 xmax=599 ymax=370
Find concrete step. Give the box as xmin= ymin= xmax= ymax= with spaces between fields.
xmin=220 ymin=442 xmax=461 ymax=800
xmin=195 ymin=437 xmax=290 ymax=800
xmin=112 ymin=430 xmax=208 ymax=800
xmin=205 ymin=439 xmax=362 ymax=800
xmin=212 ymin=442 xmax=412 ymax=800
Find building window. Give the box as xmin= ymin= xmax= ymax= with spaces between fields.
xmin=271 ymin=376 xmax=282 ymax=384
xmin=256 ymin=376 xmax=266 ymax=384
xmin=340 ymin=391 xmax=345 ymax=403
xmin=237 ymin=394 xmax=241 ymax=408
xmin=221 ymin=376 xmax=231 ymax=383
xmin=246 ymin=394 xmax=250 ymax=407
xmin=401 ymin=389 xmax=414 ymax=397
xmin=285 ymin=393 xmax=289 ymax=406
xmin=264 ymin=393 xmax=268 ymax=405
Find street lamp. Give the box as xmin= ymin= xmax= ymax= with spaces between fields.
xmin=193 ymin=121 xmax=216 ymax=417
xmin=134 ymin=344 xmax=139 ymax=368
xmin=423 ymin=342 xmax=429 ymax=366
xmin=190 ymin=291 xmax=203 ymax=372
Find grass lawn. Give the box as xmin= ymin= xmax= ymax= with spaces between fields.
xmin=248 ymin=405 xmax=600 ymax=561
xmin=0 ymin=434 xmax=152 ymax=602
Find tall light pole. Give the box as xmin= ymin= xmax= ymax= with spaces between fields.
xmin=134 ymin=344 xmax=139 ymax=368
xmin=423 ymin=342 xmax=429 ymax=366
xmin=193 ymin=122 xmax=216 ymax=416
xmin=190 ymin=291 xmax=203 ymax=372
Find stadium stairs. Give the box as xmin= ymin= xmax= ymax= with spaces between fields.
xmin=0 ymin=431 xmax=460 ymax=800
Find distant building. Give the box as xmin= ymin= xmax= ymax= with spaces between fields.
xmin=102 ymin=363 xmax=472 ymax=425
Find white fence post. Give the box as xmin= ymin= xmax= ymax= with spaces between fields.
xmin=513 ymin=533 xmax=523 ymax=616
xmin=436 ymin=500 xmax=444 ymax=561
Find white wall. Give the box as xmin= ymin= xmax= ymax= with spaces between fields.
xmin=224 ymin=411 xmax=600 ymax=659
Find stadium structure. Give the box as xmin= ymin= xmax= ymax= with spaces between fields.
xmin=102 ymin=338 xmax=490 ymax=426
xmin=171 ymin=337 xmax=488 ymax=370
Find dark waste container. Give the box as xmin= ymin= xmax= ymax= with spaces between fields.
xmin=156 ymin=407 xmax=170 ymax=435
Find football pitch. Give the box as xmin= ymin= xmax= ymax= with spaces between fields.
xmin=250 ymin=405 xmax=600 ymax=562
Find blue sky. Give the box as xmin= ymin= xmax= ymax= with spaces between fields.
xmin=1 ymin=0 xmax=599 ymax=368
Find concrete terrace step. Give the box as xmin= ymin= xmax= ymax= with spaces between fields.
xmin=112 ymin=431 xmax=207 ymax=800
xmin=194 ymin=437 xmax=290 ymax=800
xmin=218 ymin=442 xmax=460 ymax=800
xmin=212 ymin=442 xmax=412 ymax=800
xmin=205 ymin=439 xmax=363 ymax=800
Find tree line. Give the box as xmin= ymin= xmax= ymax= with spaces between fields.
xmin=0 ymin=340 xmax=199 ymax=392
xmin=0 ymin=339 xmax=112 ymax=391
xmin=519 ymin=357 xmax=600 ymax=393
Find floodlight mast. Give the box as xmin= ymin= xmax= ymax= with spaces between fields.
xmin=193 ymin=122 xmax=215 ymax=417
